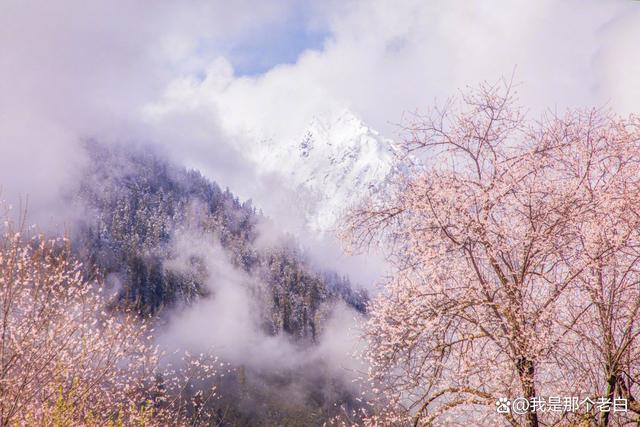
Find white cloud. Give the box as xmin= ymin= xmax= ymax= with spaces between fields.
xmin=152 ymin=0 xmax=639 ymax=145
xmin=158 ymin=230 xmax=365 ymax=376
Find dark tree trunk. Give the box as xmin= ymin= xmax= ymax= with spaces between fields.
xmin=517 ymin=357 xmax=539 ymax=427
xmin=599 ymin=372 xmax=617 ymax=427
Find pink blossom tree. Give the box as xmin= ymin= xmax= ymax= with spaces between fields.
xmin=550 ymin=111 xmax=640 ymax=426
xmin=344 ymin=81 xmax=640 ymax=426
xmin=0 ymin=219 xmax=220 ymax=426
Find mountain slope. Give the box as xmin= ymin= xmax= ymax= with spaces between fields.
xmin=70 ymin=143 xmax=367 ymax=424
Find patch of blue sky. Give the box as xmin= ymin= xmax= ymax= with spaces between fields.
xmin=224 ymin=5 xmax=329 ymax=77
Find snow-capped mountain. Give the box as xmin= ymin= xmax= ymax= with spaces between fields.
xmin=249 ymin=109 xmax=397 ymax=232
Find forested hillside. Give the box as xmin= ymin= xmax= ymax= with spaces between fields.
xmin=70 ymin=143 xmax=368 ymax=424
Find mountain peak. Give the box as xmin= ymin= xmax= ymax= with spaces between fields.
xmin=273 ymin=109 xmax=396 ymax=232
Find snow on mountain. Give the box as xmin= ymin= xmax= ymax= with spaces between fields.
xmin=247 ymin=109 xmax=397 ymax=232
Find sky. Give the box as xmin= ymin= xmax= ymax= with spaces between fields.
xmin=1 ymin=0 xmax=640 ymax=229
